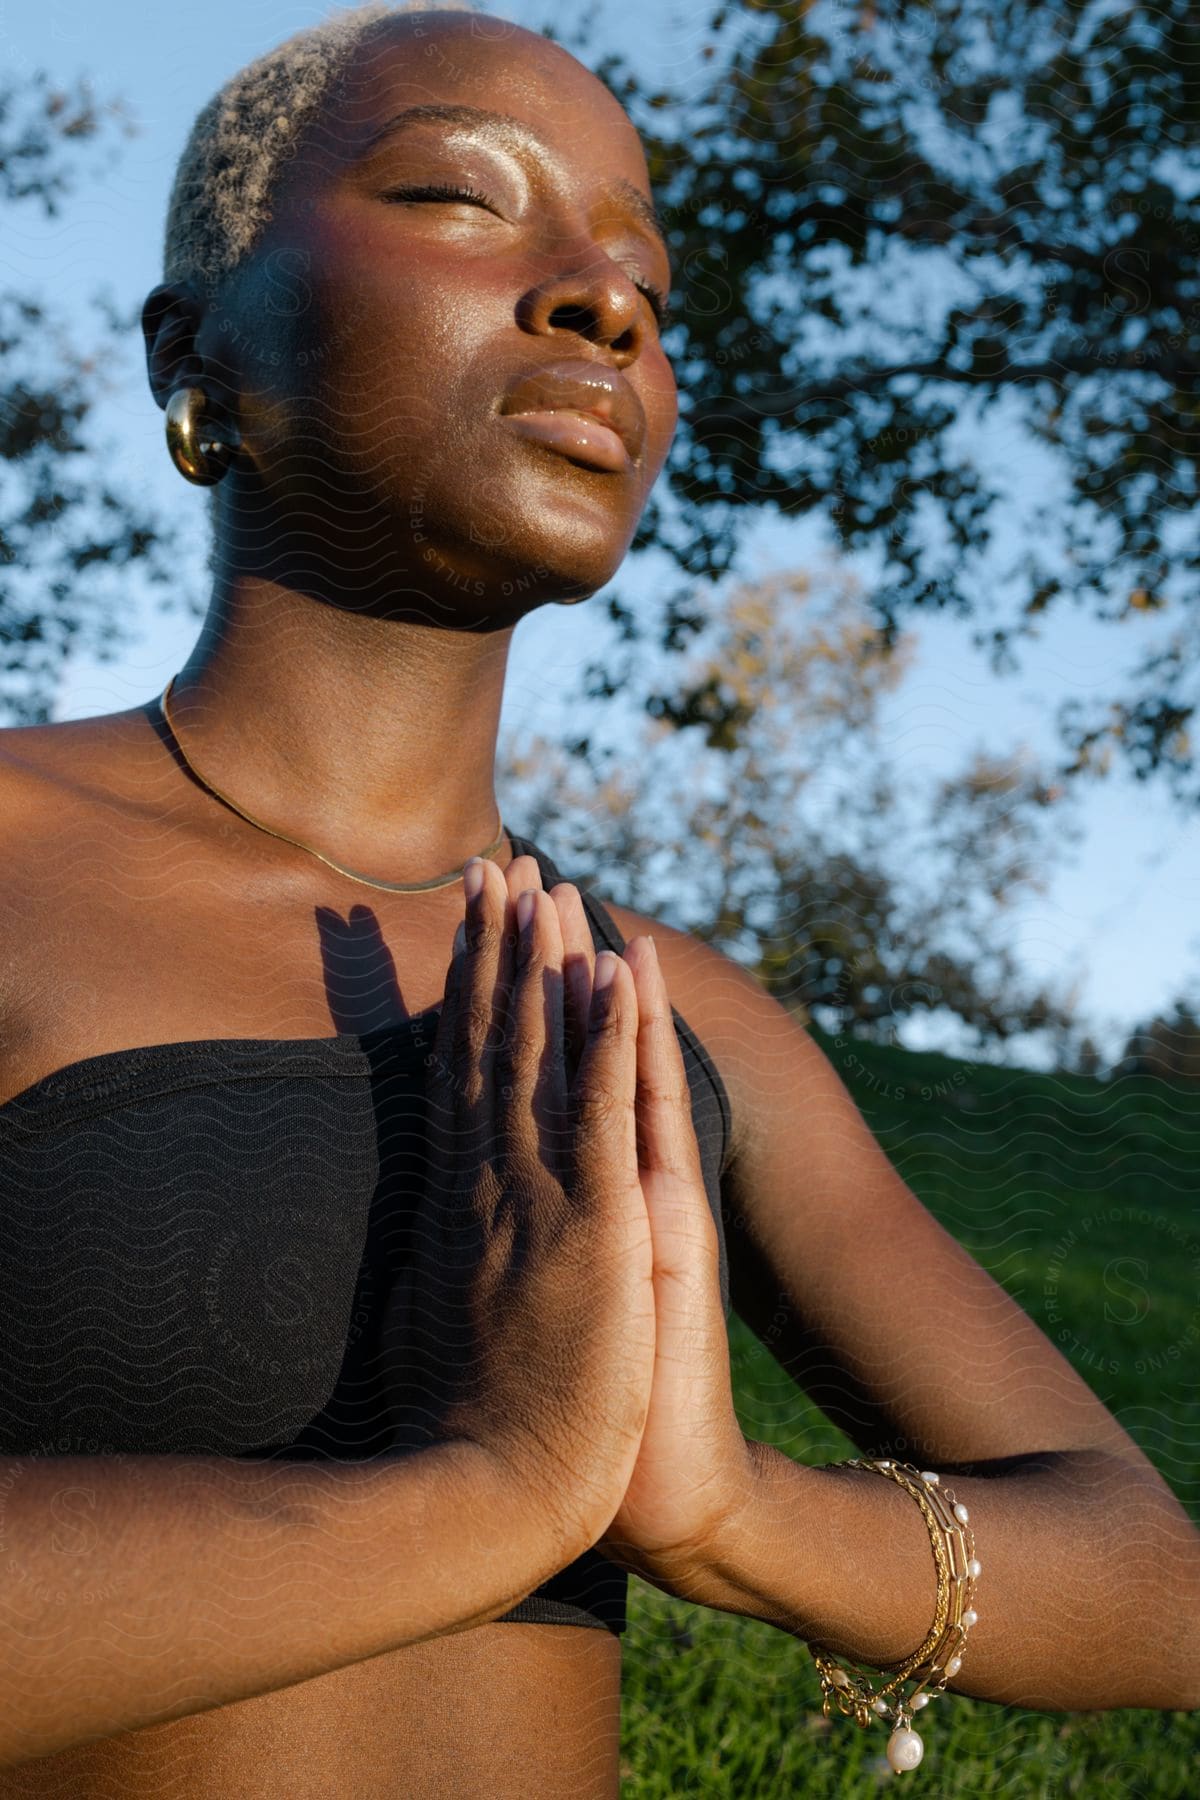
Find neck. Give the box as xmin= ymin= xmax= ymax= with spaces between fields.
xmin=167 ymin=573 xmax=515 ymax=885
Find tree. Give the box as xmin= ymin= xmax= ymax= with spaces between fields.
xmin=1116 ymin=998 xmax=1200 ymax=1084
xmin=558 ymin=0 xmax=1200 ymax=803
xmin=499 ymin=563 xmax=1077 ymax=1046
xmin=0 ymin=70 xmax=180 ymax=725
xmin=1069 ymin=1033 xmax=1106 ymax=1080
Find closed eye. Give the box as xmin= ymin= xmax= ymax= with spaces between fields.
xmin=385 ymin=185 xmax=673 ymax=329
xmin=632 ymin=279 xmax=673 ymax=331
xmin=383 ymin=183 xmax=495 ymax=207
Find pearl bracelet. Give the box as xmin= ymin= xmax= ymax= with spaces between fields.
xmin=805 ymin=1458 xmax=981 ymax=1775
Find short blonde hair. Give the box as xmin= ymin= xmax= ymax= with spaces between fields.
xmin=162 ymin=1 xmax=484 ymax=294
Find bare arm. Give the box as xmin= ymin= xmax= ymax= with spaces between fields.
xmin=688 ymin=1441 xmax=1200 ymax=1711
xmin=0 ymin=859 xmax=656 ymax=1770
xmin=0 ymin=1442 xmax=569 ymax=1769
xmin=661 ymin=945 xmax=1200 ymax=1710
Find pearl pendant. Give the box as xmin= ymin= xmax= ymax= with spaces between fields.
xmin=953 ymin=1502 xmax=970 ymax=1523
xmin=886 ymin=1726 xmax=925 ymax=1772
xmin=968 ymin=1557 xmax=982 ymax=1577
xmin=919 ymin=1470 xmax=939 ymax=1484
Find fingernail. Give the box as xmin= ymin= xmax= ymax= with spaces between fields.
xmin=517 ymin=890 xmax=536 ymax=930
xmin=452 ymin=919 xmax=467 ymax=956
xmin=594 ymin=952 xmax=617 ymax=990
xmin=463 ymin=857 xmax=485 ymax=901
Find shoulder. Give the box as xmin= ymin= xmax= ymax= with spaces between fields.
xmin=0 ymin=721 xmax=71 ymax=1049
xmin=0 ymin=718 xmax=88 ymax=868
xmin=0 ymin=708 xmax=155 ymax=824
xmin=0 ymin=712 xmax=120 ymax=806
xmin=0 ymin=710 xmax=147 ymax=1011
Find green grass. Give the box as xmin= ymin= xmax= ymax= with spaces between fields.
xmin=619 ymin=1027 xmax=1200 ymax=1796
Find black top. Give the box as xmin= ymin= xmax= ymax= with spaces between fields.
xmin=0 ymin=831 xmax=733 ymax=1634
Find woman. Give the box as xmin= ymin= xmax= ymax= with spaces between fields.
xmin=0 ymin=3 xmax=1196 ymax=1794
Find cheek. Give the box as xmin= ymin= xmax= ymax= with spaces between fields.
xmin=281 ymin=279 xmax=435 ymax=396
xmin=244 ymin=211 xmax=450 ymax=381
xmin=288 ymin=251 xmax=501 ymax=425
xmin=244 ymin=295 xmax=450 ymax=487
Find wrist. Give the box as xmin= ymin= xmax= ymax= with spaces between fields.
xmin=434 ymin=1437 xmax=590 ymax=1595
xmin=693 ymin=1437 xmax=793 ymax=1614
xmin=631 ymin=1436 xmax=787 ymax=1616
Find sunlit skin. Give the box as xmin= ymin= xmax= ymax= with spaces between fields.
xmin=0 ymin=17 xmax=692 ymax=1795
xmin=0 ymin=8 xmax=1196 ymax=1795
xmin=141 ymin=9 xmax=678 ymax=883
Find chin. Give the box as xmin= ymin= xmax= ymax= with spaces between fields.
xmin=443 ymin=464 xmax=641 ymax=587
xmin=427 ymin=532 xmax=631 ymax=611
xmin=383 ymin=542 xmax=612 ymax=626
xmin=498 ymin=556 xmax=615 ymax=604
xmin=501 ymin=524 xmax=638 ymax=605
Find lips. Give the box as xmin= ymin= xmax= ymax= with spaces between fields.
xmin=496 ymin=360 xmax=646 ymax=470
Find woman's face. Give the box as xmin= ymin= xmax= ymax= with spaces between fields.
xmin=202 ymin=15 xmax=679 ymax=616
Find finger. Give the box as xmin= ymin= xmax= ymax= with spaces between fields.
xmin=487 ymin=855 xmax=540 ymax=1072
xmin=568 ymin=950 xmax=640 ymax=1178
xmin=503 ymin=887 xmax=568 ymax=1167
xmin=422 ymin=915 xmax=467 ymax=1163
xmin=504 ymin=853 xmax=543 ymax=912
xmin=425 ymin=967 xmax=486 ymax=1349
xmin=457 ymin=856 xmax=509 ymax=1115
xmin=628 ymin=936 xmax=714 ymax=1246
xmin=550 ymin=882 xmax=596 ymax=1082
xmin=501 ymin=855 xmax=543 ymax=1053
xmin=413 ymin=941 xmax=468 ymax=1417
xmin=428 ymin=918 xmax=466 ymax=1082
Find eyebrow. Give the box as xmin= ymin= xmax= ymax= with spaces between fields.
xmin=359 ymin=103 xmax=669 ymax=252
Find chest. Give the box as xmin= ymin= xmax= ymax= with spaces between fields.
xmin=0 ymin=819 xmax=462 ymax=1107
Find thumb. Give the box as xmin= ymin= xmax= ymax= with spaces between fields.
xmin=630 ymin=938 xmax=717 ymax=1270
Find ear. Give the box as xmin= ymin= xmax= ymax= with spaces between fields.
xmin=141 ymin=282 xmax=207 ymax=412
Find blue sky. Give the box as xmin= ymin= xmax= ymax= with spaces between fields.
xmin=3 ymin=0 xmax=1197 ymax=1067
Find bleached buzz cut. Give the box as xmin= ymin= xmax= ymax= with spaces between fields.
xmin=162 ymin=1 xmax=486 ymax=295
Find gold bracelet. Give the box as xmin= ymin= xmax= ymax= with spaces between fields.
xmin=805 ymin=1458 xmax=981 ymax=1775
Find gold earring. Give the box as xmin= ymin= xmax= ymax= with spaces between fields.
xmin=165 ymin=385 xmax=240 ymax=486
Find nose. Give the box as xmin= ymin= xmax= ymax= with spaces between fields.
xmin=516 ymin=248 xmax=651 ymax=368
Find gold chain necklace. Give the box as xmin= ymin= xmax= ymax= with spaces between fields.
xmin=158 ymin=676 xmax=505 ymax=894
